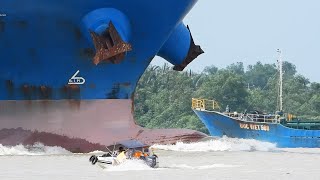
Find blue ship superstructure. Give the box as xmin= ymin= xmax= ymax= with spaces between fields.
xmin=0 ymin=0 xmax=206 ymax=152
xmin=192 ymin=98 xmax=320 ymax=148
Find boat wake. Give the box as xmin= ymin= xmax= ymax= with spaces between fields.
xmin=152 ymin=136 xmax=277 ymax=152
xmin=104 ymin=159 xmax=154 ymax=172
xmin=104 ymin=160 xmax=237 ymax=172
xmin=161 ymin=163 xmax=239 ymax=170
xmin=0 ymin=142 xmax=71 ymax=155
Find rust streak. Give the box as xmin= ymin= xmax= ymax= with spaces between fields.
xmin=65 ymin=84 xmax=80 ymax=91
xmin=5 ymin=80 xmax=14 ymax=89
xmin=0 ymin=20 xmax=5 ymax=32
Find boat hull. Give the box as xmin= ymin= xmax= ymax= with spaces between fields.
xmin=193 ymin=110 xmax=320 ymax=148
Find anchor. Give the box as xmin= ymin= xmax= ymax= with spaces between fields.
xmin=90 ymin=21 xmax=132 ymax=65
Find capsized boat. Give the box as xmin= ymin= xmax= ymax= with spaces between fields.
xmin=89 ymin=139 xmax=158 ymax=169
xmin=192 ymin=50 xmax=320 ymax=148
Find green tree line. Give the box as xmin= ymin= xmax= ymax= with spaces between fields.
xmin=134 ymin=62 xmax=320 ymax=134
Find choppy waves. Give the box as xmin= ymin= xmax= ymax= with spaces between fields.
xmin=0 ymin=142 xmax=71 ymax=155
xmin=152 ymin=136 xmax=277 ymax=152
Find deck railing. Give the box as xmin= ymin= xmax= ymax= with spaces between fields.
xmin=191 ymin=98 xmax=220 ymax=111
xmin=225 ymin=113 xmax=280 ymax=123
xmin=192 ymin=98 xmax=281 ymax=124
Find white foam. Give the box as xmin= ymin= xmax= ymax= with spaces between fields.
xmin=87 ymin=150 xmax=106 ymax=154
xmin=0 ymin=142 xmax=71 ymax=155
xmin=105 ymin=159 xmax=153 ymax=172
xmin=152 ymin=136 xmax=277 ymax=152
xmin=164 ymin=163 xmax=239 ymax=170
xmin=103 ymin=160 xmax=234 ymax=172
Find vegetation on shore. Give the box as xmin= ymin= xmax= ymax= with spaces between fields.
xmin=134 ymin=62 xmax=320 ymax=134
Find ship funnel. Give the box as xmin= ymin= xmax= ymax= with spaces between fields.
xmin=157 ymin=23 xmax=204 ymax=71
xmin=82 ymin=8 xmax=132 ymax=65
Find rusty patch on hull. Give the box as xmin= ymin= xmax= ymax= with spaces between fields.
xmin=4 ymin=80 xmax=81 ymax=101
xmin=20 ymin=85 xmax=53 ymax=100
xmin=90 ymin=21 xmax=132 ymax=65
xmin=60 ymin=84 xmax=81 ymax=100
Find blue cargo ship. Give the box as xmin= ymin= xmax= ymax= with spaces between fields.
xmin=192 ymin=107 xmax=320 ymax=147
xmin=0 ymin=0 xmax=206 ymax=152
xmin=192 ymin=51 xmax=320 ymax=148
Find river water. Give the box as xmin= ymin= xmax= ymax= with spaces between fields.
xmin=0 ymin=137 xmax=319 ymax=180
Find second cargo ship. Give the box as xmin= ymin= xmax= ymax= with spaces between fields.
xmin=192 ymin=50 xmax=320 ymax=148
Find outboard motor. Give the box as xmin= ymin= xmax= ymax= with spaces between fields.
xmin=141 ymin=155 xmax=158 ymax=168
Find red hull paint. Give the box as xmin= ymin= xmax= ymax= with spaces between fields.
xmin=0 ymin=100 xmax=206 ymax=152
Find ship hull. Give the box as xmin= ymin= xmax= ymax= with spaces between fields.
xmin=0 ymin=0 xmax=206 ymax=152
xmin=193 ymin=110 xmax=320 ymax=148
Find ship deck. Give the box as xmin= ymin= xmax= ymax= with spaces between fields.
xmin=192 ymin=98 xmax=320 ymax=131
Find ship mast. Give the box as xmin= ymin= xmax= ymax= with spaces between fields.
xmin=277 ymin=49 xmax=283 ymax=112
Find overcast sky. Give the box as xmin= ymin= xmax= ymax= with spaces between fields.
xmin=153 ymin=0 xmax=320 ymax=82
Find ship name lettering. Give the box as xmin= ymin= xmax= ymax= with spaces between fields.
xmin=239 ymin=123 xmax=269 ymax=131
xmin=239 ymin=123 xmax=249 ymax=129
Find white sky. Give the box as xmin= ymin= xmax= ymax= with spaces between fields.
xmin=152 ymin=0 xmax=320 ymax=82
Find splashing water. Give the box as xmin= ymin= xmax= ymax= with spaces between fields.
xmin=104 ymin=159 xmax=237 ymax=172
xmin=152 ymin=136 xmax=277 ymax=152
xmin=0 ymin=142 xmax=71 ymax=155
xmin=104 ymin=159 xmax=154 ymax=172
